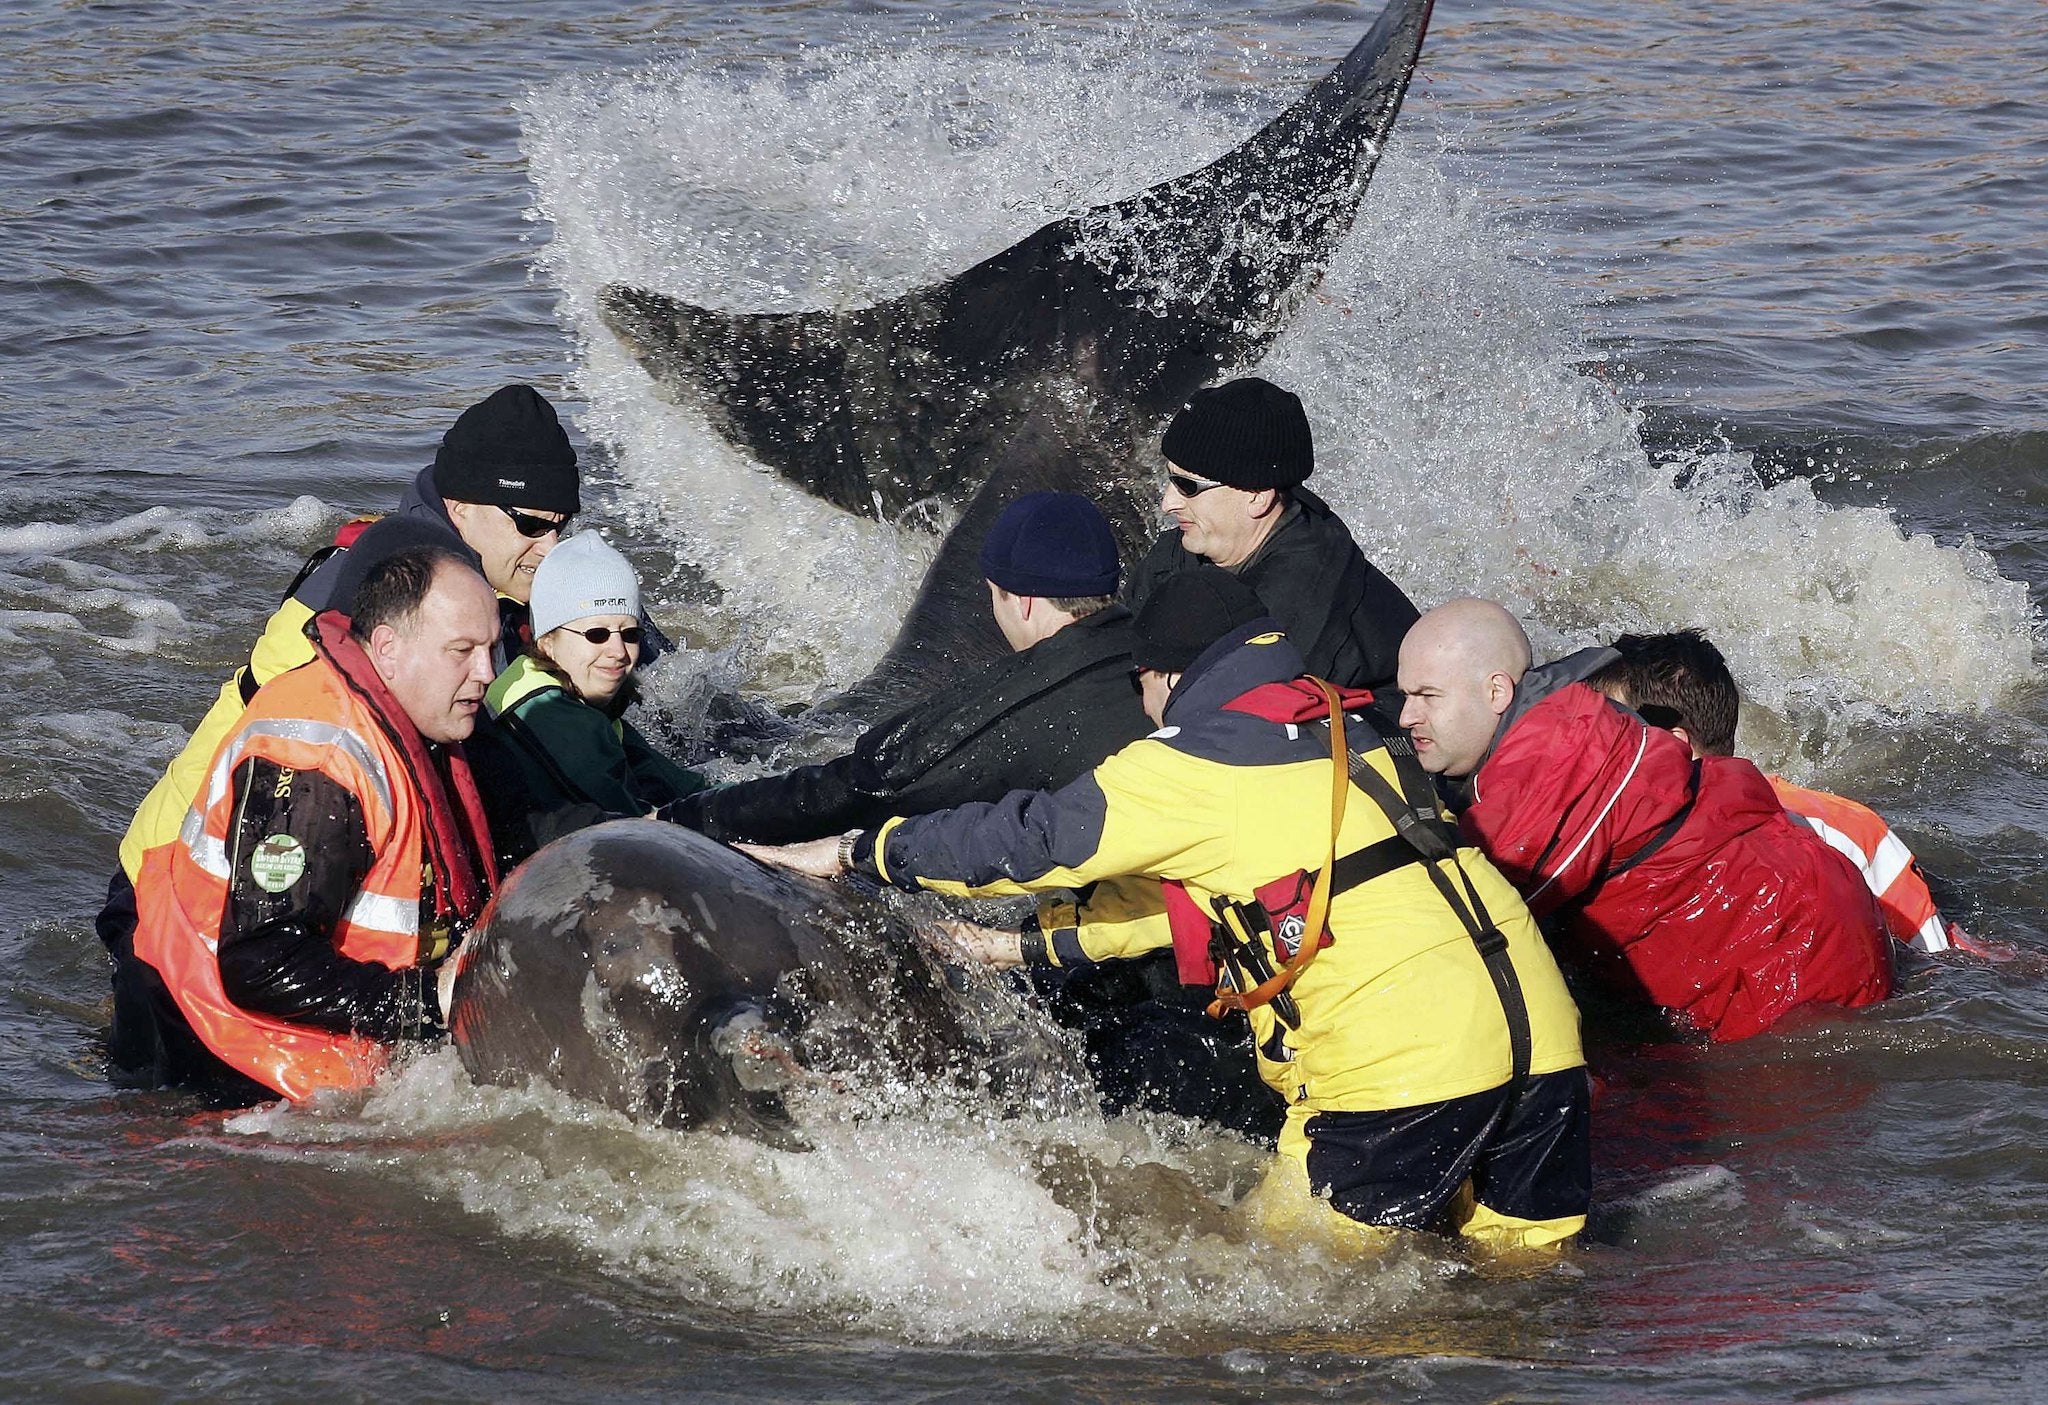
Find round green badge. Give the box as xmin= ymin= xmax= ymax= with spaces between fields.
xmin=250 ymin=834 xmax=308 ymax=893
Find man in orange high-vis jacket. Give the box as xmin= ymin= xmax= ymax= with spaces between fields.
xmin=100 ymin=386 xmax=585 ymax=1072
xmin=125 ymin=545 xmax=501 ymax=1102
xmin=1589 ymin=630 xmax=1958 ymax=955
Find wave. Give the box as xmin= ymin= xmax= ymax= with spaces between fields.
xmin=522 ymin=25 xmax=2038 ymax=756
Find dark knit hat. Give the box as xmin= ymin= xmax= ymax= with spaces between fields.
xmin=1131 ymin=564 xmax=1272 ymax=673
xmin=432 ymin=385 xmax=581 ymax=515
xmin=979 ymin=491 xmax=1121 ymax=599
xmin=326 ymin=515 xmax=474 ymax=615
xmin=1160 ymin=376 xmax=1314 ymax=491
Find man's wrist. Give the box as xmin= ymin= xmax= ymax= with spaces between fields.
xmin=836 ymin=829 xmax=862 ymax=875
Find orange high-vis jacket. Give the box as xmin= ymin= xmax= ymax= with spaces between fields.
xmin=1769 ymin=776 xmax=1951 ymax=954
xmin=134 ymin=655 xmax=441 ymax=1101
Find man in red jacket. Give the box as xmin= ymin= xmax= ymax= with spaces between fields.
xmin=1395 ymin=598 xmax=1891 ymax=1042
xmin=1586 ymin=629 xmax=1969 ymax=957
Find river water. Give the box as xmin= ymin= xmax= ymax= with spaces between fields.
xmin=3 ymin=0 xmax=2045 ymax=1398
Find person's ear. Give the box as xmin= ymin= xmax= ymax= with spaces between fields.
xmin=370 ymin=622 xmax=403 ymax=682
xmin=1247 ymin=488 xmax=1280 ymax=519
xmin=1486 ymin=669 xmax=1516 ymax=717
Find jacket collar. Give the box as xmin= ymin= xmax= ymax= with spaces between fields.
xmin=1161 ymin=619 xmax=1306 ymax=725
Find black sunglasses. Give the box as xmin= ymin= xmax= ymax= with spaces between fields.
xmin=575 ymin=625 xmax=642 ymax=646
xmin=1166 ymin=470 xmax=1225 ymax=498
xmin=500 ymin=505 xmax=572 ymax=538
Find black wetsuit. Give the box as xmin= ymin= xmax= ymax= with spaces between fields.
xmin=669 ymin=605 xmax=1151 ymax=844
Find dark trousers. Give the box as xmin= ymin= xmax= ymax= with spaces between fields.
xmin=96 ymin=869 xmax=269 ymax=1104
xmin=1032 ymin=951 xmax=1285 ymax=1143
xmin=1304 ymin=1067 xmax=1593 ymax=1232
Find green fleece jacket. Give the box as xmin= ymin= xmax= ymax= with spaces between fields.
xmin=466 ymin=654 xmax=704 ymax=870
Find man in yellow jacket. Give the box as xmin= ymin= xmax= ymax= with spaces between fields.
xmin=102 ymin=385 xmax=578 ymax=1074
xmin=747 ymin=567 xmax=1590 ymax=1252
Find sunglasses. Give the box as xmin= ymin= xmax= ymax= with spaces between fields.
xmin=574 ymin=625 xmax=642 ymax=646
xmin=500 ymin=505 xmax=572 ymax=539
xmin=1166 ymin=470 xmax=1225 ymax=498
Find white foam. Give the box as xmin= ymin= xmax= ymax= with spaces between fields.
xmin=219 ymin=1046 xmax=1444 ymax=1341
xmin=0 ymin=496 xmax=336 ymax=665
xmin=523 ymin=29 xmax=2037 ymax=740
xmin=1621 ymin=1163 xmax=1745 ymax=1211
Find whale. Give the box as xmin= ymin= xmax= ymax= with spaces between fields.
xmin=446 ymin=819 xmax=1065 ymax=1144
xmin=598 ymin=0 xmax=1436 ymax=716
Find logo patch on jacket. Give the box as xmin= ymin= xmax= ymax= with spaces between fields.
xmin=1247 ymin=631 xmax=1285 ymax=646
xmin=250 ymin=834 xmax=307 ymax=893
xmin=1274 ymin=911 xmax=1308 ymax=960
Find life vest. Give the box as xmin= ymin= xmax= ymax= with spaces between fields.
xmin=132 ymin=612 xmax=496 ymax=1101
xmin=1769 ymin=776 xmax=1951 ymax=953
xmin=1161 ymin=677 xmax=1537 ymax=1102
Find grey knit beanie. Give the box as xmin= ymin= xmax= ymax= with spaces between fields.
xmin=529 ymin=531 xmax=640 ymax=638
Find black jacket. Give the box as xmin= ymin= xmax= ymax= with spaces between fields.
xmin=1125 ymin=486 xmax=1418 ymax=691
xmin=672 ymin=605 xmax=1152 ymax=844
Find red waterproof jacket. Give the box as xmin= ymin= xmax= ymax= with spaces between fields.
xmin=1463 ymin=681 xmax=1891 ymax=1041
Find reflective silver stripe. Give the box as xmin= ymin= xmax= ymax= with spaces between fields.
xmin=175 ymin=793 xmax=233 ymax=878
xmin=180 ymin=715 xmax=395 ymax=882
xmin=184 ymin=831 xmax=231 ymax=880
xmin=196 ymin=718 xmax=394 ymax=821
xmin=1912 ymin=913 xmax=1952 ymax=954
xmin=343 ymin=889 xmax=419 ymax=938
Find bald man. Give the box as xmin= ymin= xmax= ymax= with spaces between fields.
xmin=1397 ymin=599 xmax=1891 ymax=1043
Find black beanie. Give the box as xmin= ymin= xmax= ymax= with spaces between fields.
xmin=1160 ymin=376 xmax=1314 ymax=491
xmin=1131 ymin=564 xmax=1273 ymax=673
xmin=327 ymin=515 xmax=475 ymax=614
xmin=432 ymin=385 xmax=581 ymax=515
xmin=979 ymin=491 xmax=1121 ymax=598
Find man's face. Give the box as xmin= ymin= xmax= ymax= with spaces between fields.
xmin=1397 ymin=636 xmax=1513 ymax=777
xmin=372 ymin=564 xmax=502 ymax=743
xmin=445 ymin=500 xmax=568 ymax=603
xmin=1160 ymin=463 xmax=1276 ymax=570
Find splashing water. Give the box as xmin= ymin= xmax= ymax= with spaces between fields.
xmin=225 ymin=1047 xmax=1466 ymax=1344
xmin=523 ymin=25 xmax=2036 ymax=745
xmin=257 ymin=19 xmax=2039 ymax=1338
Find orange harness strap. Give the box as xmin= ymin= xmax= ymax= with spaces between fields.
xmin=1207 ymin=679 xmax=1350 ymax=1018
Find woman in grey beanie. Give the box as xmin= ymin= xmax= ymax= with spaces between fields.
xmin=465 ymin=532 xmax=704 ymax=869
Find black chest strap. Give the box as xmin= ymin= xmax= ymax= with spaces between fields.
xmin=1318 ymin=716 xmax=1534 ymax=1108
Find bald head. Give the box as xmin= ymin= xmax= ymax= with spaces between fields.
xmin=1397 ymin=598 xmax=1532 ymax=777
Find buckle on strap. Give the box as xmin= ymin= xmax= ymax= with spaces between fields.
xmin=1472 ymin=924 xmax=1509 ymax=960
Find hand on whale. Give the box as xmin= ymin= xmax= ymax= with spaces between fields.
xmin=446 ymin=819 xmax=1030 ymax=1147
xmin=734 ymin=834 xmax=844 ymax=880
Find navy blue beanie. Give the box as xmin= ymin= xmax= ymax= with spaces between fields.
xmin=979 ymin=491 xmax=1121 ymax=599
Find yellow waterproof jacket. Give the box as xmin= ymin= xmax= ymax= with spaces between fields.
xmin=120 ymin=597 xmax=315 ymax=880
xmin=862 ymin=626 xmax=1583 ymax=1115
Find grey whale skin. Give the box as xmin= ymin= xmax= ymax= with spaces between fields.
xmin=599 ymin=0 xmax=1436 ymax=716
xmin=447 ymin=820 xmax=979 ymax=1146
